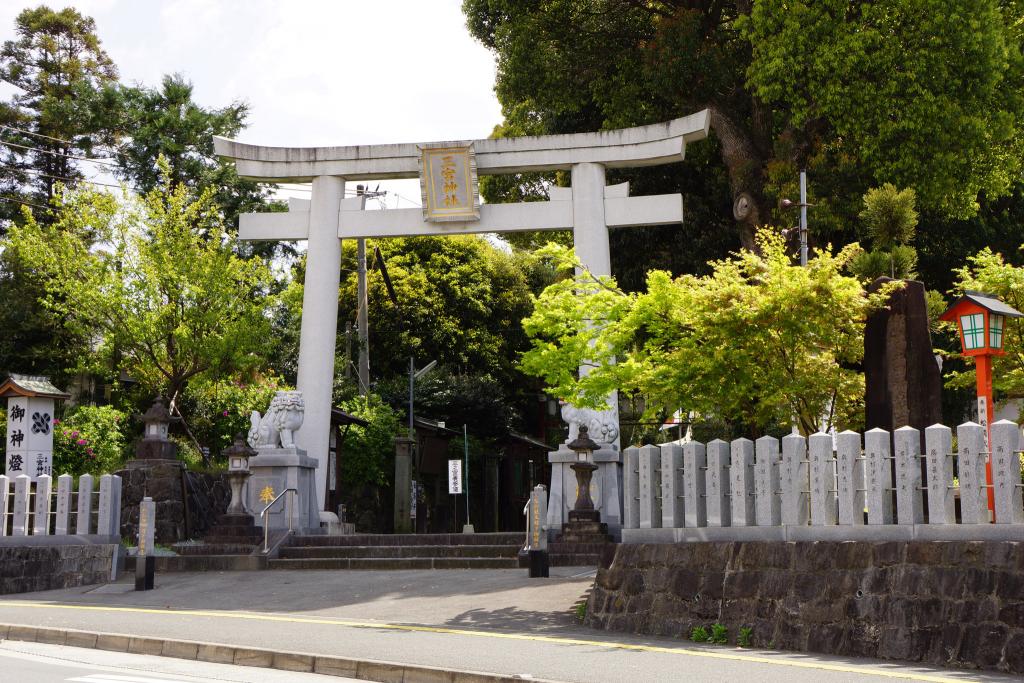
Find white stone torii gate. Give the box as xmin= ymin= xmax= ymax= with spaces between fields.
xmin=214 ymin=110 xmax=710 ymax=514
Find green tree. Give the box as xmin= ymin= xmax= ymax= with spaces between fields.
xmin=114 ymin=74 xmax=279 ymax=234
xmin=464 ymin=0 xmax=1024 ymax=266
xmin=850 ymin=184 xmax=919 ymax=280
xmin=0 ymin=5 xmax=120 ymax=215
xmin=336 ymin=393 xmax=400 ymax=489
xmin=1 ymin=161 xmax=275 ymax=453
xmin=521 ymin=232 xmax=893 ymax=435
xmin=0 ymin=6 xmax=120 ymax=381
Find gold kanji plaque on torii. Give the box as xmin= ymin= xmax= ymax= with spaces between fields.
xmin=418 ymin=143 xmax=481 ymax=222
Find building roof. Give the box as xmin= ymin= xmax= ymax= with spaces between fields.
xmin=330 ymin=407 xmax=370 ymax=428
xmin=507 ymin=431 xmax=551 ymax=451
xmin=413 ymin=416 xmax=460 ymax=437
xmin=0 ymin=374 xmax=70 ymax=400
xmin=941 ymin=291 xmax=1024 ymax=321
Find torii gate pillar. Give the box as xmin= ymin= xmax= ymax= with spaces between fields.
xmin=297 ymin=176 xmax=345 ymax=511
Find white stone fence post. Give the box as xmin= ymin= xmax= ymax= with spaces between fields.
xmin=0 ymin=472 xmax=121 ymax=538
xmin=621 ymin=420 xmax=1024 ymax=543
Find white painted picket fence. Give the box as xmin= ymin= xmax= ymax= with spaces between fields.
xmin=0 ymin=473 xmax=122 ymax=538
xmin=622 ymin=420 xmax=1024 ymax=543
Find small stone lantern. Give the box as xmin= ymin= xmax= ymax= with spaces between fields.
xmin=567 ymin=425 xmax=600 ymax=522
xmin=222 ymin=433 xmax=255 ymax=516
xmin=134 ymin=396 xmax=180 ymax=460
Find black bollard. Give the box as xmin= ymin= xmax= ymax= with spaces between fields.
xmin=528 ymin=549 xmax=549 ymax=578
xmin=135 ymin=554 xmax=155 ymax=591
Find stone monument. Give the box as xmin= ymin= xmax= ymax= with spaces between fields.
xmin=864 ymin=278 xmax=942 ymax=443
xmin=245 ymin=391 xmax=319 ymax=532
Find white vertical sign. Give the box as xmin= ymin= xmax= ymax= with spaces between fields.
xmin=977 ymin=395 xmax=988 ymax=430
xmin=6 ymin=396 xmax=54 ymax=480
xmin=448 ymin=459 xmax=463 ymax=494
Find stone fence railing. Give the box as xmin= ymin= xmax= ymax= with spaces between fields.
xmin=0 ymin=473 xmax=122 ymax=538
xmin=621 ymin=420 xmax=1024 ymax=543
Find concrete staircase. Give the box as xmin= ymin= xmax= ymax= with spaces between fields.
xmin=269 ymin=532 xmax=524 ymax=570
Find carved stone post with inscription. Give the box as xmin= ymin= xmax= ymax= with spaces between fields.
xmin=730 ymin=438 xmax=755 ymax=526
xmin=705 ymin=440 xmax=731 ymax=527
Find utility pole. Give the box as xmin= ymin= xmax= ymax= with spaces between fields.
xmin=353 ymin=184 xmax=387 ymax=395
xmin=355 ymin=186 xmax=369 ymax=395
xmin=781 ymin=170 xmax=812 ymax=267
xmin=799 ymin=169 xmax=808 ymax=267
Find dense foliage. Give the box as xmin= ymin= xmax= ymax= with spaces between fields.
xmin=1 ymin=162 xmax=275 ymax=461
xmin=522 ymin=232 xmax=894 ymax=434
xmin=463 ymin=0 xmax=1024 ymax=285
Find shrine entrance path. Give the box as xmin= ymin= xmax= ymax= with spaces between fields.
xmin=0 ymin=569 xmax=1014 ymax=683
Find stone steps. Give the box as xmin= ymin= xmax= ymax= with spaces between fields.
xmin=556 ymin=533 xmax=612 ymax=544
xmin=274 ymin=532 xmax=524 ymax=570
xmin=287 ymin=532 xmax=523 ymax=547
xmin=280 ymin=544 xmax=519 ymax=559
xmin=173 ymin=543 xmax=256 ymax=556
xmin=549 ymin=553 xmax=603 ymax=567
xmin=548 ymin=541 xmax=608 ymax=554
xmin=268 ymin=557 xmax=520 ymax=570
xmin=547 ymin=517 xmax=615 ymax=568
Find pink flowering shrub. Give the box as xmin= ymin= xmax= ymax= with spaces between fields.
xmin=53 ymin=405 xmax=128 ymax=476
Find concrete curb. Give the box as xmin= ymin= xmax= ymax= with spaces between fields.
xmin=0 ymin=623 xmax=562 ymax=683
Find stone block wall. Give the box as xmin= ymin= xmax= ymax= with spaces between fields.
xmin=0 ymin=543 xmax=116 ymax=594
xmin=586 ymin=541 xmax=1024 ymax=675
xmin=118 ymin=463 xmax=229 ymax=544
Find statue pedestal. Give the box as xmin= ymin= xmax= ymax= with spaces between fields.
xmin=546 ymin=443 xmax=622 ymax=541
xmin=246 ymin=447 xmax=319 ymax=532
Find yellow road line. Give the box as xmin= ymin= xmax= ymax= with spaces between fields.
xmin=0 ymin=601 xmax=975 ymax=683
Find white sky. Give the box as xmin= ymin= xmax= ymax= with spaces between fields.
xmin=0 ymin=0 xmax=503 ymax=208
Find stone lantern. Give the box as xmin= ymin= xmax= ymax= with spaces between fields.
xmin=222 ymin=433 xmax=255 ymax=516
xmin=567 ymin=425 xmax=600 ymax=522
xmin=134 ymin=396 xmax=180 ymax=461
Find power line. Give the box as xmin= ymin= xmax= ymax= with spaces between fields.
xmin=0 ymin=123 xmax=119 ymax=156
xmin=0 ymin=161 xmax=126 ymax=190
xmin=0 ymin=134 xmax=119 ymax=168
xmin=0 ymin=195 xmax=49 ymax=212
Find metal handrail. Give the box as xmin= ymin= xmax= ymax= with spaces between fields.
xmin=261 ymin=487 xmax=296 ymax=553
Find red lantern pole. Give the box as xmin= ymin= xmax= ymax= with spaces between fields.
xmin=975 ymin=353 xmax=996 ymax=519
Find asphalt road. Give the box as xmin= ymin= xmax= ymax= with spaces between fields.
xmin=0 ymin=640 xmax=355 ymax=682
xmin=0 ymin=569 xmax=1014 ymax=683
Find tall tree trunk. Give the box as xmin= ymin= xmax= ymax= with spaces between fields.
xmin=708 ymin=106 xmax=768 ymax=251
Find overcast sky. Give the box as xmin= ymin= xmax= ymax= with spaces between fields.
xmin=0 ymin=0 xmax=504 ymax=207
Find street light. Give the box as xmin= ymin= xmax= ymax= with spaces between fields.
xmin=566 ymin=425 xmax=600 ymax=522
xmin=940 ymin=290 xmax=1024 ymax=519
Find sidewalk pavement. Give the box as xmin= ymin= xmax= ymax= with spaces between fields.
xmin=0 ymin=567 xmax=1016 ymax=683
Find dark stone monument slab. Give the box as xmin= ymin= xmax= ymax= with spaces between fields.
xmin=865 ymin=278 xmax=942 ymax=445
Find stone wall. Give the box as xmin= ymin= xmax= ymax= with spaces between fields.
xmin=586 ymin=541 xmax=1024 ymax=675
xmin=118 ymin=463 xmax=229 ymax=544
xmin=0 ymin=542 xmax=116 ymax=594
